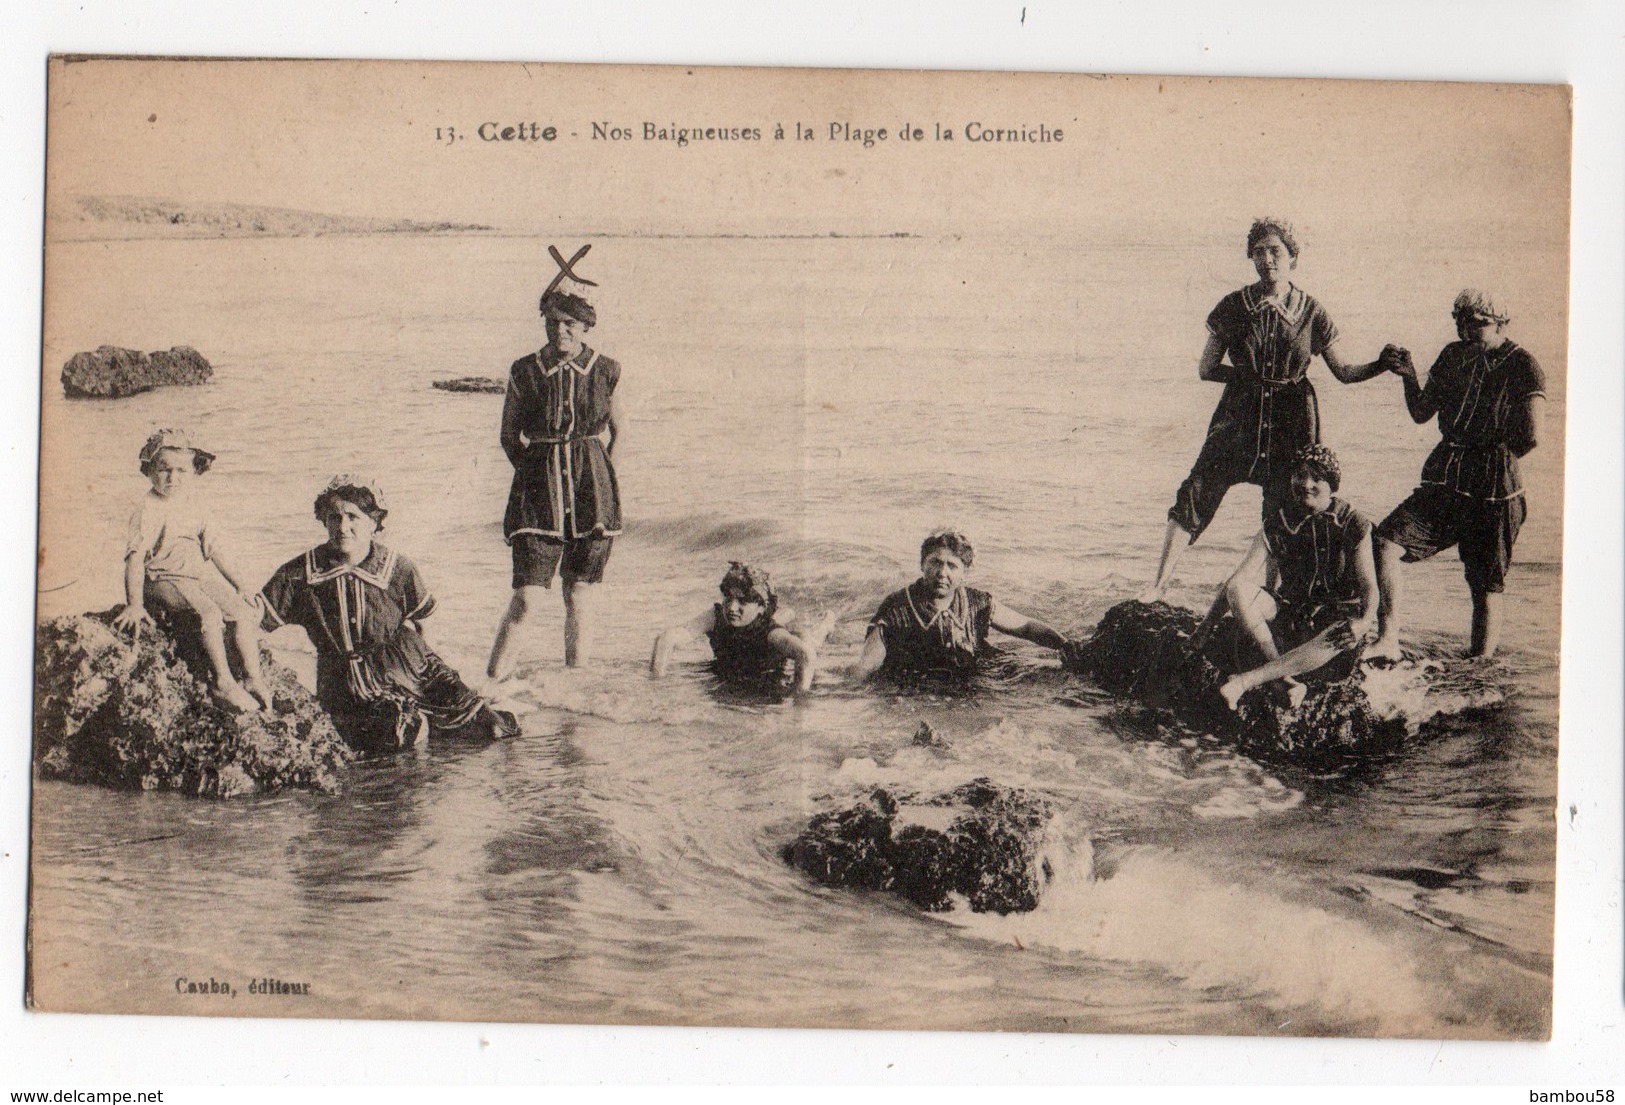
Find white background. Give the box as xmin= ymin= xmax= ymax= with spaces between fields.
xmin=2 ymin=0 xmax=1621 ymax=1092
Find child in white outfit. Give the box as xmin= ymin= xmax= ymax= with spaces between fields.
xmin=112 ymin=429 xmax=269 ymax=713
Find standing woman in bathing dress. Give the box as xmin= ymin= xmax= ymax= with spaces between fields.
xmin=486 ymin=282 xmax=622 ymax=676
xmin=1140 ymin=218 xmax=1400 ymax=601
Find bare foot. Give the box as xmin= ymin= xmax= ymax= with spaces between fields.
xmin=487 ymin=707 xmax=521 ymax=739
xmin=243 ymin=678 xmax=274 ymax=712
xmin=1136 ymin=584 xmax=1167 ymax=605
xmin=1365 ymin=633 xmax=1403 ymax=664
xmin=811 ymin=609 xmax=839 ymax=641
xmin=211 ymin=681 xmax=262 ymax=714
xmin=1282 ymin=678 xmax=1307 ymax=710
xmin=1219 ymin=679 xmax=1244 ymax=711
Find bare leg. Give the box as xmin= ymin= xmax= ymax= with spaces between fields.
xmin=231 ymin=620 xmax=272 ymax=709
xmin=199 ymin=617 xmax=258 ymax=712
xmin=487 ymin=585 xmax=551 ymax=680
xmin=1139 ymin=518 xmax=1193 ymax=603
xmin=1368 ymin=537 xmax=1405 ymax=662
xmin=563 ymin=580 xmax=597 ymax=667
xmin=1468 ymin=586 xmax=1501 ymax=658
xmin=1220 ymin=625 xmax=1345 ymax=711
xmin=1189 ymin=587 xmax=1229 ymax=650
xmin=1225 ymin=578 xmax=1281 ymax=664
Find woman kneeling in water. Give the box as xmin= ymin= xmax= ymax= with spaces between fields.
xmin=856 ymin=529 xmax=1074 ymax=685
xmin=259 ymin=476 xmax=520 ymax=750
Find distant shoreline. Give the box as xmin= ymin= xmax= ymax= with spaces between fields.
xmin=52 ymin=194 xmax=495 ymax=241
xmin=50 ymin=195 xmax=923 ymax=242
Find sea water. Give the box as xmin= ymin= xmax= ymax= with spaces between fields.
xmin=29 ymin=232 xmax=1562 ymax=1036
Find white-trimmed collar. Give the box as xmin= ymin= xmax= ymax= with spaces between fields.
xmin=305 ymin=543 xmax=396 ymax=588
xmin=1242 ymin=282 xmax=1306 ymax=323
xmin=537 ymin=345 xmax=596 ymax=377
xmin=1273 ymin=497 xmax=1343 ymax=535
xmin=904 ymin=579 xmax=966 ymax=630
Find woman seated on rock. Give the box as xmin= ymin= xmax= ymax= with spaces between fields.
xmin=257 ymin=476 xmax=519 ymax=751
xmin=854 ymin=529 xmax=1074 ymax=686
xmin=1205 ymin=445 xmax=1379 ymax=711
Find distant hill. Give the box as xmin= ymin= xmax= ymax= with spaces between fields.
xmin=55 ymin=195 xmax=493 ymax=239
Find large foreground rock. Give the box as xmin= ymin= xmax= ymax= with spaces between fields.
xmin=1067 ymin=600 xmax=1407 ymax=768
xmin=34 ymin=611 xmax=352 ymax=797
xmin=781 ymin=779 xmax=1053 ymax=914
xmin=61 ymin=345 xmax=213 ymax=398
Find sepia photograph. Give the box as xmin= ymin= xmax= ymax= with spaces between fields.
xmin=26 ymin=57 xmax=1574 ymax=1043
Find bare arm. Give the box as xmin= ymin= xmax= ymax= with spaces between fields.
xmin=111 ymin=554 xmax=152 ymax=635
xmin=1392 ymin=351 xmax=1439 ymax=424
xmin=1321 ymin=342 xmax=1388 ymax=384
xmin=1351 ymin=532 xmax=1379 ymax=631
xmin=763 ymin=627 xmax=819 ymax=692
xmin=1196 ymin=334 xmax=1229 ymax=382
xmin=650 ymin=609 xmax=715 ymax=676
xmin=853 ymin=627 xmax=888 ymax=680
xmin=1329 ymin=531 xmax=1381 ymax=650
xmin=207 ymin=546 xmax=251 ymax=595
xmin=988 ymin=600 xmax=1069 ymax=651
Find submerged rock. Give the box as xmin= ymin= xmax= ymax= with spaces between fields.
xmin=431 ymin=376 xmax=506 ymax=394
xmin=34 ymin=611 xmax=352 ymax=797
xmin=781 ymin=778 xmax=1053 ymax=914
xmin=1067 ymin=600 xmax=1408 ymax=768
xmin=60 ymin=345 xmax=213 ymax=398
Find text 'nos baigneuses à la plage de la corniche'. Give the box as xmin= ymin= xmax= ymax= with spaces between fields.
xmin=429 ymin=119 xmax=1065 ymax=148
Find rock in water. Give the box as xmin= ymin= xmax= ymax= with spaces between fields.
xmin=33 ymin=611 xmax=352 ymax=797
xmin=431 ymin=377 xmax=507 ymax=394
xmin=781 ymin=779 xmax=1053 ymax=913
xmin=910 ymin=720 xmax=950 ymax=749
xmin=60 ymin=345 xmax=214 ymax=399
xmin=1067 ymin=600 xmax=1407 ymax=768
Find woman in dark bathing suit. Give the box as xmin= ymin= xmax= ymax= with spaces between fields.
xmin=650 ymin=562 xmax=835 ymax=693
xmin=1141 ymin=218 xmax=1400 ymax=601
xmin=856 ymin=530 xmax=1074 ymax=685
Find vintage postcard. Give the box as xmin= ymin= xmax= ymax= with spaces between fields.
xmin=30 ymin=58 xmax=1569 ymax=1039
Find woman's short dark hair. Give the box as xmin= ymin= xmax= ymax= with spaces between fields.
xmin=313 ymin=484 xmax=388 ymax=532
xmin=1290 ymin=443 xmax=1342 ymax=493
xmin=919 ymin=529 xmax=974 ymax=569
xmin=719 ymin=561 xmax=776 ymax=613
xmin=1246 ymin=217 xmax=1300 ymax=260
